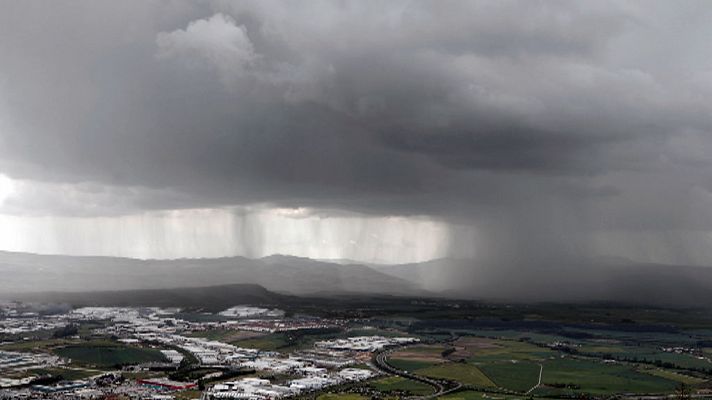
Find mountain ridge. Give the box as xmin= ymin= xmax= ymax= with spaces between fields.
xmin=6 ymin=283 xmax=289 ymax=311
xmin=0 ymin=251 xmax=422 ymax=297
xmin=4 ymin=250 xmax=712 ymax=306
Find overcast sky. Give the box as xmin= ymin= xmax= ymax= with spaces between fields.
xmin=1 ymin=1 xmax=712 ymax=264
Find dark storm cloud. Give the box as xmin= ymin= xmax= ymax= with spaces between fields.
xmin=1 ymin=0 xmax=712 ymax=265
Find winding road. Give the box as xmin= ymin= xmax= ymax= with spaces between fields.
xmin=373 ymin=348 xmax=462 ymax=399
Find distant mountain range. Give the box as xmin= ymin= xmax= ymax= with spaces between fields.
xmin=3 ymin=251 xmax=712 ymax=306
xmin=10 ymin=283 xmax=288 ymax=311
xmin=0 ymin=251 xmax=421 ymax=297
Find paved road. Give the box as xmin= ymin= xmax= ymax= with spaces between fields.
xmin=373 ymin=348 xmax=462 ymax=399
xmin=524 ymin=363 xmax=543 ymax=395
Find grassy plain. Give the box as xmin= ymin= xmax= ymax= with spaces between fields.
xmin=438 ymin=390 xmax=527 ymax=400
xmin=417 ymin=363 xmax=495 ymax=387
xmin=317 ymin=394 xmax=367 ymax=400
xmin=231 ymin=333 xmax=290 ymax=351
xmin=388 ymin=358 xmax=437 ymax=372
xmin=54 ymin=343 xmax=166 ymax=368
xmin=640 ymin=367 xmax=707 ymax=385
xmin=536 ymin=358 xmax=678 ymax=395
xmin=479 ymin=361 xmax=541 ymax=392
xmin=370 ymin=376 xmax=435 ymax=395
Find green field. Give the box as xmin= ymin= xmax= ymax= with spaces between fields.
xmin=0 ymin=338 xmax=78 ymax=352
xmin=370 ymin=376 xmax=435 ymax=395
xmin=54 ymin=344 xmax=166 ymax=367
xmin=232 ymin=333 xmax=290 ymax=350
xmin=388 ymin=358 xmax=437 ymax=372
xmin=189 ymin=328 xmax=239 ymax=341
xmin=417 ymin=363 xmax=495 ymax=387
xmin=536 ymin=358 xmax=678 ymax=395
xmin=438 ymin=390 xmax=527 ymax=400
xmin=640 ymin=368 xmax=707 ymax=385
xmin=632 ymin=350 xmax=712 ymax=370
xmin=317 ymin=394 xmax=367 ymax=400
xmin=467 ymin=339 xmax=555 ymax=362
xmin=233 ymin=329 xmax=343 ymax=351
xmin=578 ymin=344 xmax=712 ymax=370
xmin=32 ymin=367 xmax=100 ymax=380
xmin=480 ymin=361 xmax=541 ymax=392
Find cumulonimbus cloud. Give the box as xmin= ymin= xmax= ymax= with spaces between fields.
xmin=0 ymin=1 xmax=712 ymax=265
xmin=157 ymin=13 xmax=258 ymax=87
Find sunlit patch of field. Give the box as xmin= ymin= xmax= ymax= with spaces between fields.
xmin=391 ymin=345 xmax=448 ymax=363
xmin=450 ymin=337 xmax=504 ymax=359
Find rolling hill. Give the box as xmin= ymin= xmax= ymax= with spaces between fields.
xmin=9 ymin=283 xmax=288 ymax=310
xmin=0 ymin=251 xmax=420 ymax=297
xmin=4 ymin=250 xmax=712 ymax=306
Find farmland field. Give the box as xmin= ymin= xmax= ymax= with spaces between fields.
xmin=640 ymin=367 xmax=707 ymax=385
xmin=317 ymin=394 xmax=367 ymax=400
xmin=388 ymin=357 xmax=438 ymax=372
xmin=189 ymin=328 xmax=261 ymax=342
xmin=438 ymin=390 xmax=529 ymax=400
xmin=231 ymin=333 xmax=290 ymax=350
xmin=54 ymin=344 xmax=167 ymax=367
xmin=536 ymin=358 xmax=678 ymax=395
xmin=416 ymin=363 xmax=495 ymax=387
xmin=465 ymin=339 xmax=555 ymax=362
xmin=480 ymin=361 xmax=541 ymax=392
xmin=370 ymin=376 xmax=434 ymax=395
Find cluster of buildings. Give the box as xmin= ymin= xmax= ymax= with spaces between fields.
xmin=233 ymin=320 xmax=341 ymax=333
xmin=546 ymin=341 xmax=580 ymax=350
xmin=660 ymin=346 xmax=708 ymax=360
xmin=0 ymin=351 xmax=62 ymax=373
xmin=205 ymin=368 xmax=375 ymax=399
xmin=0 ymin=302 xmax=417 ymax=399
xmin=154 ymin=334 xmax=259 ymax=366
xmin=0 ymin=351 xmax=64 ymax=389
xmin=218 ymin=306 xmax=284 ymax=319
xmin=315 ymin=336 xmax=419 ymax=352
xmin=0 ymin=373 xmax=125 ymax=399
xmin=0 ymin=303 xmax=70 ymax=336
xmin=160 ymin=350 xmax=184 ymax=364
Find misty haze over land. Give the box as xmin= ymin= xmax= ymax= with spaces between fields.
xmin=3 ymin=250 xmax=712 ymax=307
xmin=1 ymin=1 xmax=712 ymax=304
